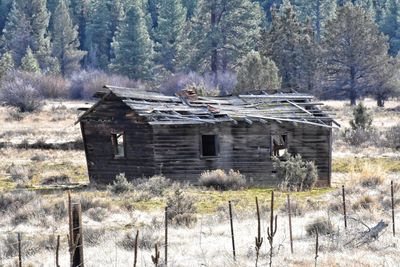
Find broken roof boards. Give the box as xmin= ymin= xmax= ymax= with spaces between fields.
xmin=78 ymin=85 xmax=338 ymax=129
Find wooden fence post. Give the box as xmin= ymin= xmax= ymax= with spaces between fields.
xmin=287 ymin=194 xmax=293 ymax=254
xmin=56 ymin=235 xmax=60 ymax=267
xmin=17 ymin=233 xmax=21 ymax=267
xmin=164 ymin=206 xmax=168 ymax=266
xmin=133 ymin=230 xmax=139 ymax=267
xmin=314 ymin=231 xmax=319 ymax=267
xmin=342 ymin=185 xmax=347 ymax=229
xmin=71 ymin=203 xmax=84 ymax=267
xmin=228 ymin=201 xmax=236 ymax=261
xmin=391 ymin=180 xmax=396 ymax=237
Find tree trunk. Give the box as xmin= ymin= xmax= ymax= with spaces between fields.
xmin=350 ymin=66 xmax=357 ymax=105
xmin=210 ymin=1 xmax=218 ymax=79
xmin=377 ymin=95 xmax=385 ymax=107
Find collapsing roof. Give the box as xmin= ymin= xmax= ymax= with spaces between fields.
xmin=79 ymin=85 xmax=340 ymax=128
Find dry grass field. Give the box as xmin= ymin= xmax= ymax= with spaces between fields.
xmin=0 ymin=98 xmax=399 ymax=266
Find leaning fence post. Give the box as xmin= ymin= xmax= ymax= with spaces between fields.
xmin=56 ymin=235 xmax=60 ymax=267
xmin=164 ymin=206 xmax=168 ymax=266
xmin=71 ymin=203 xmax=84 ymax=267
xmin=391 ymin=180 xmax=396 ymax=237
xmin=287 ymin=194 xmax=293 ymax=254
xmin=228 ymin=200 xmax=236 ymax=261
xmin=342 ymin=185 xmax=347 ymax=229
xmin=17 ymin=233 xmax=22 ymax=267
xmin=68 ymin=191 xmax=72 ymax=263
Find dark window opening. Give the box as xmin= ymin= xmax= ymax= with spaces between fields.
xmin=271 ymin=134 xmax=288 ymax=157
xmin=111 ymin=133 xmax=125 ymax=158
xmin=201 ymin=135 xmax=218 ymax=157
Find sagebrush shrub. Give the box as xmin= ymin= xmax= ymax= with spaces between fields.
xmin=84 ymin=228 xmax=106 ymax=246
xmin=349 ymin=163 xmax=386 ymax=188
xmin=87 ymin=207 xmax=109 ymax=222
xmin=133 ymin=175 xmax=171 ymax=197
xmin=199 ymin=169 xmax=246 ymax=190
xmin=117 ymin=227 xmax=160 ymax=250
xmin=7 ymin=164 xmax=34 ymax=184
xmin=0 ymin=71 xmax=43 ymax=112
xmin=272 ymin=153 xmax=318 ymax=191
xmin=108 ymin=173 xmax=133 ymax=194
xmin=166 ymin=187 xmax=197 ymax=227
xmin=384 ymin=124 xmax=400 ymax=150
xmin=0 ymin=191 xmax=36 ymax=213
xmin=305 ymin=217 xmax=334 ymax=236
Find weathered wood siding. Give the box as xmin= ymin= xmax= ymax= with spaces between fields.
xmin=81 ymin=95 xmax=331 ymax=186
xmin=81 ymin=95 xmax=154 ymax=183
xmin=152 ymin=121 xmax=331 ymax=186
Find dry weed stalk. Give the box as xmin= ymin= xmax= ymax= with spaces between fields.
xmin=255 ymin=197 xmax=263 ymax=267
xmin=151 ymin=244 xmax=160 ymax=266
xmin=267 ymin=191 xmax=277 ymax=267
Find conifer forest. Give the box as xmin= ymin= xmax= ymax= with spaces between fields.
xmin=0 ymin=1 xmax=400 ymax=266
xmin=0 ymin=0 xmax=399 ymax=105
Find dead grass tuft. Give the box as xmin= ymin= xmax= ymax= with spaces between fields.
xmin=349 ymin=163 xmax=386 ymax=188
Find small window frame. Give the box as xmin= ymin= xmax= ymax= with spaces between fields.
xmin=200 ymin=134 xmax=220 ymax=158
xmin=271 ymin=133 xmax=288 ymax=158
xmin=111 ymin=131 xmax=126 ymax=159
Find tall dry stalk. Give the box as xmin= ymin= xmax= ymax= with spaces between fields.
xmin=255 ymin=197 xmax=263 ymax=267
xmin=267 ymin=191 xmax=277 ymax=267
xmin=151 ymin=244 xmax=160 ymax=267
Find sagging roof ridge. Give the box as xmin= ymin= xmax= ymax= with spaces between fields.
xmin=78 ymin=85 xmax=339 ymax=128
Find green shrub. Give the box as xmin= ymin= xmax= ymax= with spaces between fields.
xmin=166 ymin=187 xmax=197 ymax=227
xmin=199 ymin=169 xmax=246 ymax=190
xmin=133 ymin=175 xmax=171 ymax=197
xmin=272 ymin=153 xmax=318 ymax=191
xmin=108 ymin=173 xmax=133 ymax=194
xmin=350 ymin=102 xmax=372 ymax=130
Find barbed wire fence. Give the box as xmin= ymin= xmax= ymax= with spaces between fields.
xmin=0 ymin=181 xmax=398 ymax=267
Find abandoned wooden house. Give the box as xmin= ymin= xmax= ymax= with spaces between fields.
xmin=77 ymin=86 xmax=339 ymax=187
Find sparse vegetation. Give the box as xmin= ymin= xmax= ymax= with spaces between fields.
xmin=272 ymin=153 xmax=318 ymax=191
xmin=305 ymin=217 xmax=334 ymax=236
xmin=166 ymin=187 xmax=197 ymax=227
xmin=199 ymin=169 xmax=246 ymax=191
xmin=108 ymin=173 xmax=133 ymax=194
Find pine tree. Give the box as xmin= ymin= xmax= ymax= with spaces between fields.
xmin=350 ymin=102 xmax=372 ymax=130
xmin=21 ymin=47 xmax=41 ymax=73
xmin=110 ymin=2 xmax=154 ymax=80
xmin=190 ymin=0 xmax=262 ymax=77
xmin=1 ymin=0 xmax=53 ymax=70
xmin=0 ymin=0 xmax=12 ymax=33
xmin=52 ymin=0 xmax=86 ymax=76
xmin=85 ymin=0 xmax=123 ymax=69
xmin=0 ymin=51 xmax=15 ymax=78
xmin=380 ymin=0 xmax=400 ymax=56
xmin=234 ymin=51 xmax=281 ymax=95
xmin=261 ymin=0 xmax=319 ymax=92
xmin=292 ymin=0 xmax=336 ymax=41
xmin=153 ymin=0 xmax=187 ymax=73
xmin=322 ymin=3 xmax=393 ymax=105
xmin=69 ymin=0 xmax=88 ymax=51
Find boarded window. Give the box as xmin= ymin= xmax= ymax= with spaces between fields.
xmin=271 ymin=134 xmax=288 ymax=157
xmin=201 ymin=135 xmax=218 ymax=157
xmin=111 ymin=133 xmax=125 ymax=158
